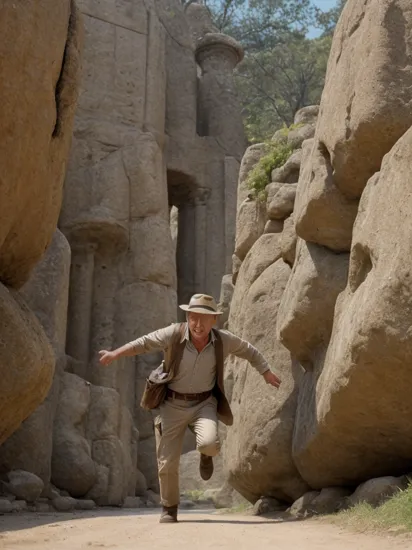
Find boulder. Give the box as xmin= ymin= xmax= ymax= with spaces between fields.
xmin=122 ymin=496 xmax=143 ymax=509
xmin=287 ymin=124 xmax=316 ymax=150
xmin=0 ymin=230 xmax=71 ymax=482
xmin=229 ymin=234 xmax=283 ymax=336
xmin=234 ymin=198 xmax=267 ymax=261
xmin=289 ymin=491 xmax=319 ymax=518
xmin=236 ymin=144 xmax=266 ymax=207
xmin=280 ymin=215 xmax=297 ymax=267
xmin=135 ymin=469 xmax=148 ymax=497
xmin=75 ymin=499 xmax=96 ymax=511
xmin=0 ymin=0 xmax=82 ymax=288
xmin=52 ymin=373 xmax=97 ymax=497
xmin=267 ymin=184 xmax=297 ymax=221
xmin=52 ymin=496 xmax=77 ymax=512
xmin=0 ymin=499 xmax=13 ymax=514
xmin=294 ymin=105 xmax=319 ymax=126
xmin=277 ymin=239 xmax=349 ymax=370
xmin=293 ymin=127 xmax=412 ymax=488
xmin=253 ymin=497 xmax=287 ymax=515
xmin=309 ymin=487 xmax=351 ymax=515
xmin=313 ymin=0 xmax=412 ymax=200
xmin=264 ymin=220 xmax=284 ymax=234
xmin=271 ymin=150 xmax=302 ymax=184
xmin=11 ymin=500 xmax=28 ymax=513
xmin=348 ymin=476 xmax=408 ymax=508
xmin=225 ymin=260 xmax=309 ymax=503
xmin=6 ymin=470 xmax=44 ymax=503
xmin=0 ymin=287 xmax=54 ymax=446
xmin=294 ymin=140 xmax=358 ymax=252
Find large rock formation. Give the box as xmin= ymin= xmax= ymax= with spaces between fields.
xmin=223 ymin=0 xmax=412 ymax=506
xmin=0 ymin=0 xmax=246 ymax=507
xmin=0 ymin=1 xmax=82 ymax=447
xmin=222 ymin=108 xmax=318 ymax=504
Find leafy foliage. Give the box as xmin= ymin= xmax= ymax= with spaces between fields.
xmin=246 ymin=137 xmax=294 ymax=198
xmin=237 ymin=35 xmax=331 ymax=142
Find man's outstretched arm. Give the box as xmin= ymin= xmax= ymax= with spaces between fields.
xmin=99 ymin=324 xmax=178 ymax=366
xmin=221 ymin=330 xmax=281 ymax=388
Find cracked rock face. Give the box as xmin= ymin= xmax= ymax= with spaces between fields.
xmin=315 ymin=0 xmax=412 ymax=201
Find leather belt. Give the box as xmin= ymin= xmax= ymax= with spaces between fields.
xmin=166 ymin=389 xmax=212 ymax=402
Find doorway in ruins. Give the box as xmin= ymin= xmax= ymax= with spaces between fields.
xmin=168 ymin=170 xmax=205 ymax=320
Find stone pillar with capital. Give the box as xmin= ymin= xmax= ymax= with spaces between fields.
xmin=195 ymin=32 xmax=247 ymax=159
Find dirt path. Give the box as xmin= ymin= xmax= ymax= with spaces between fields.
xmin=0 ymin=509 xmax=411 ymax=550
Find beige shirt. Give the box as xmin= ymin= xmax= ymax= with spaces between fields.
xmin=126 ymin=323 xmax=270 ymax=393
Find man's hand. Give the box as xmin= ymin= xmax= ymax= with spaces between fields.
xmin=263 ymin=370 xmax=281 ymax=388
xmin=99 ymin=350 xmax=116 ymax=366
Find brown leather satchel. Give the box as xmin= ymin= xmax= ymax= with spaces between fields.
xmin=140 ymin=323 xmax=186 ymax=410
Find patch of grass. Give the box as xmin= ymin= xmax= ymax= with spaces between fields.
xmin=246 ymin=139 xmax=293 ymax=200
xmin=331 ymin=485 xmax=412 ymax=535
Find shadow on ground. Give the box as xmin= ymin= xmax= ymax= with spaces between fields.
xmin=0 ymin=508 xmax=305 ymax=534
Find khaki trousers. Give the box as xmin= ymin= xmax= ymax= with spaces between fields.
xmin=155 ymin=395 xmax=220 ymax=507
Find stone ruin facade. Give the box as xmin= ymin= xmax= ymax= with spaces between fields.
xmin=221 ymin=0 xmax=412 ymax=514
xmin=0 ymin=0 xmax=245 ymax=508
xmin=3 ymin=0 xmax=412 ymax=518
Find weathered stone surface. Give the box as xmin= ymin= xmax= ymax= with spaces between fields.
xmin=53 ymin=496 xmax=77 ymax=512
xmin=280 ymin=215 xmax=297 ymax=267
xmin=75 ymin=499 xmax=96 ymax=510
xmin=217 ymin=274 xmax=234 ymax=329
xmin=229 ymin=234 xmax=283 ymax=338
xmin=52 ymin=373 xmax=96 ymax=497
xmin=277 ymin=239 xmax=349 ymax=369
xmin=349 ymin=477 xmax=408 ymax=508
xmin=0 ymin=0 xmax=82 ymax=288
xmin=314 ymin=0 xmax=412 ymax=199
xmin=0 ymin=499 xmax=13 ymax=514
xmin=294 ymin=105 xmax=319 ymax=126
xmin=11 ymin=500 xmax=28 ymax=513
xmin=85 ymin=464 xmax=109 ymax=504
xmin=225 ymin=260 xmax=308 ymax=503
xmin=294 ymin=139 xmax=358 ymax=252
xmin=147 ymin=489 xmax=161 ymax=508
xmin=293 ymin=127 xmax=412 ymax=488
xmin=288 ymin=123 xmax=316 ymax=150
xmin=6 ymin=471 xmax=44 ymax=503
xmin=122 ymin=496 xmax=143 ymax=509
xmin=267 ymin=184 xmax=297 ymax=221
xmin=289 ymin=491 xmax=319 ymax=518
xmin=236 ymin=144 xmax=266 ymax=208
xmin=234 ymin=198 xmax=267 ymax=261
xmin=232 ymin=254 xmax=242 ymax=285
xmin=271 ymin=150 xmax=302 ymax=184
xmin=309 ymin=487 xmax=351 ymax=515
xmin=135 ymin=470 xmax=148 ymax=497
xmin=264 ymin=220 xmax=283 ymax=235
xmin=0 ymin=286 xmax=54 ymax=447
xmin=0 ymin=230 xmax=71 ymax=482
xmin=253 ymin=497 xmax=287 ymax=516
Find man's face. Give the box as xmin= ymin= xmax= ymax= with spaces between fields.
xmin=187 ymin=312 xmax=216 ymax=342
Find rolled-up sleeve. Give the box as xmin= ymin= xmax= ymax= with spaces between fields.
xmin=126 ymin=324 xmax=179 ymax=355
xmin=220 ymin=330 xmax=270 ymax=374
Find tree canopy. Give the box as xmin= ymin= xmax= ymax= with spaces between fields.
xmin=186 ymin=0 xmax=346 ymax=142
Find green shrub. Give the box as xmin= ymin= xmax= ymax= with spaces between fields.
xmin=246 ymin=139 xmax=293 ymax=200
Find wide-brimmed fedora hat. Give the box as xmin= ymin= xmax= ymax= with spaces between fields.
xmin=179 ymin=294 xmax=223 ymax=315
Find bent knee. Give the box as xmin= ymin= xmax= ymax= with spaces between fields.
xmin=197 ymin=438 xmax=220 ymax=457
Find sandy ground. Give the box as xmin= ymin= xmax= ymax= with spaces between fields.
xmin=1 ymin=508 xmax=412 ymax=550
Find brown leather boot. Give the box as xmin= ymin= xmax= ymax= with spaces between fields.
xmin=199 ymin=453 xmax=214 ymax=481
xmin=159 ymin=505 xmax=178 ymax=523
